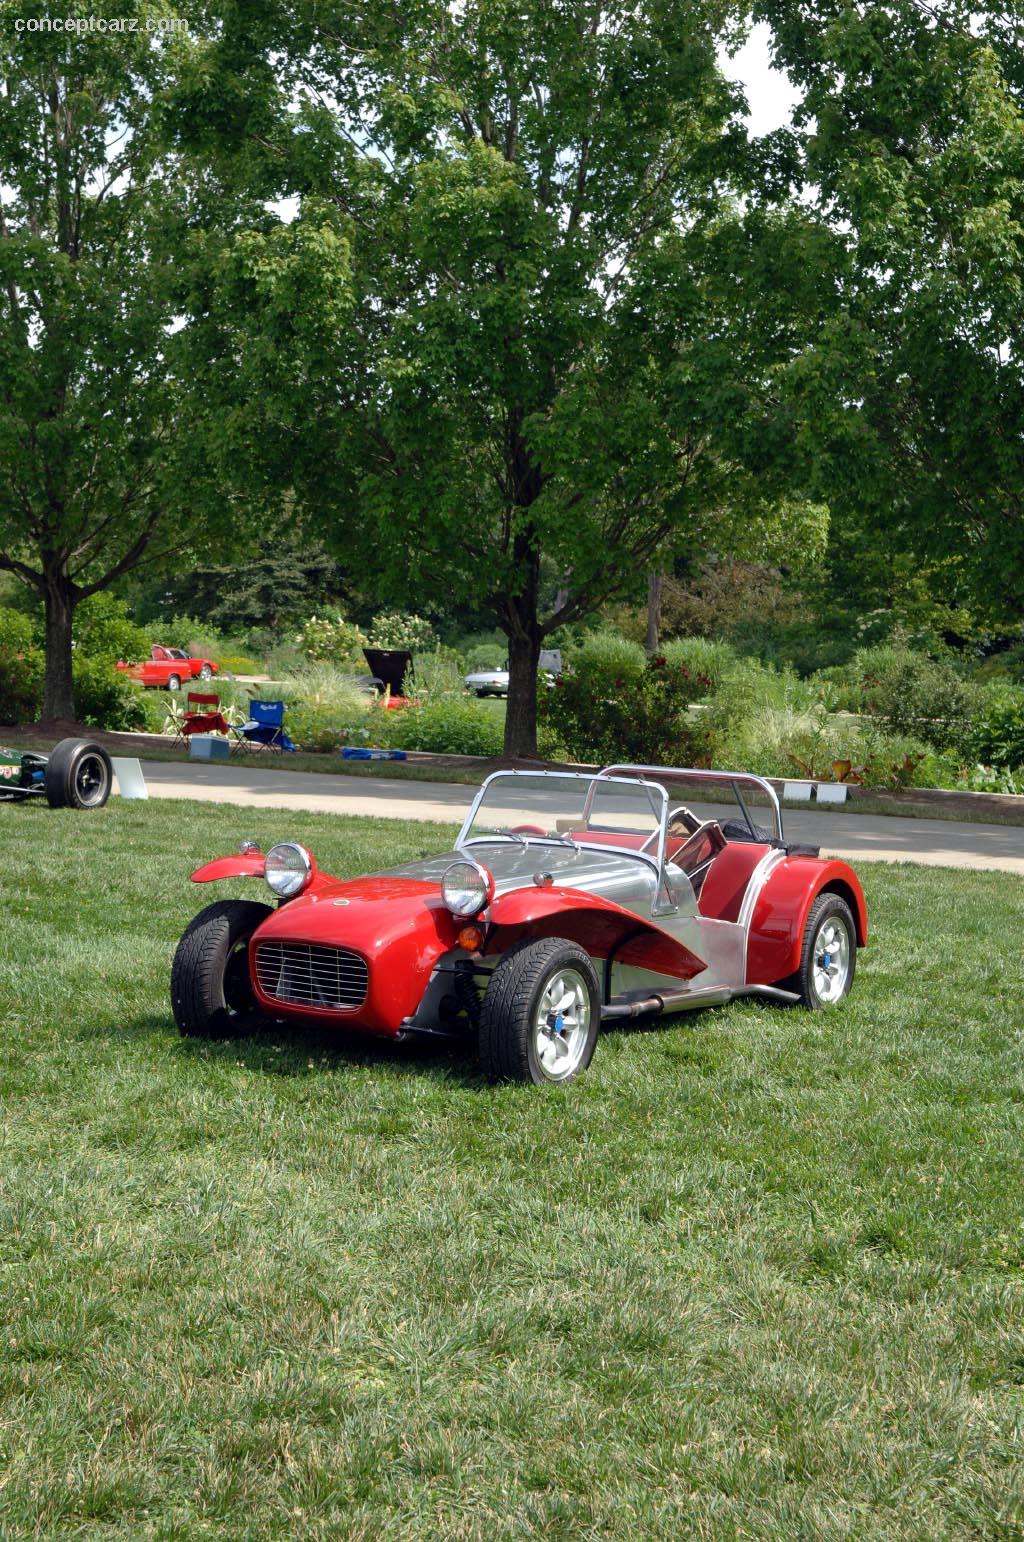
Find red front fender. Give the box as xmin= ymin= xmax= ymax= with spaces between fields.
xmin=191 ymin=854 xmax=267 ymax=883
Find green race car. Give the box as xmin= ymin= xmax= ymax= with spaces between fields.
xmin=0 ymin=738 xmax=113 ymax=809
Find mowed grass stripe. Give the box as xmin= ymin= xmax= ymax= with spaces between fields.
xmin=1 ymin=799 xmax=1023 ymax=1538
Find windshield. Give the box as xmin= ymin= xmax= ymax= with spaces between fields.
xmin=460 ymin=772 xmax=666 ymax=859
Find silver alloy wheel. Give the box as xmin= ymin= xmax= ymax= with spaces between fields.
xmin=811 ymin=914 xmax=852 ymax=1003
xmin=74 ymin=752 xmax=110 ymax=807
xmin=534 ymin=967 xmax=592 ymax=1081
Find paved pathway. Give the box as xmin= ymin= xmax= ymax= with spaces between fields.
xmin=127 ymin=761 xmax=1024 ymax=875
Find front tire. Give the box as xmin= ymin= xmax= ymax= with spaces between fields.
xmin=479 ymin=938 xmax=600 ymax=1085
xmin=44 ymin=738 xmax=113 ymax=809
xmin=793 ymin=894 xmax=856 ymax=1008
xmin=198 ymin=664 xmax=213 ymax=680
xmin=171 ymin=899 xmax=272 ymax=1037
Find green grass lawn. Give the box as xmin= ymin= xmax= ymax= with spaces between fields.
xmin=2 ymin=800 xmax=1024 ymax=1537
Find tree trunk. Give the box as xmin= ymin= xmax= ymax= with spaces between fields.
xmin=645 ymin=570 xmax=664 ymax=654
xmin=41 ymin=567 xmax=76 ymax=722
xmin=503 ymin=624 xmax=543 ymax=759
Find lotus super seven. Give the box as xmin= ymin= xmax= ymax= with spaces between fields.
xmin=170 ymin=765 xmax=868 ymax=1085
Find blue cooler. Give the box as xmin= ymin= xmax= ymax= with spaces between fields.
xmin=189 ymin=734 xmax=230 ymax=761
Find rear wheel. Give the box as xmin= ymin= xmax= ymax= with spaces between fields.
xmin=167 ymin=673 xmax=182 ymax=691
xmin=792 ymin=894 xmax=856 ymax=1008
xmin=479 ymin=938 xmax=599 ymax=1085
xmin=44 ymin=738 xmax=113 ymax=809
xmin=171 ymin=899 xmax=273 ymax=1037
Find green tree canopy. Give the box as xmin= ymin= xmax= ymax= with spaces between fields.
xmin=195 ymin=0 xmax=833 ymax=754
xmin=757 ymin=0 xmax=1024 ymax=626
xmin=0 ymin=2 xmax=314 ymax=719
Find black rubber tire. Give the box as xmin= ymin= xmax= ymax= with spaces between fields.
xmin=167 ymin=674 xmax=182 ymax=691
xmin=198 ymin=664 xmax=213 ymax=680
xmin=479 ymin=937 xmax=600 ymax=1085
xmin=171 ymin=899 xmax=273 ymax=1037
xmin=789 ymin=893 xmax=857 ymax=1009
xmin=44 ymin=738 xmax=113 ymax=810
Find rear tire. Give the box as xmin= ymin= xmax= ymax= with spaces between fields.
xmin=171 ymin=899 xmax=273 ymax=1037
xmin=479 ymin=938 xmax=599 ymax=1085
xmin=44 ymin=738 xmax=113 ymax=810
xmin=167 ymin=674 xmax=182 ymax=691
xmin=790 ymin=894 xmax=857 ymax=1009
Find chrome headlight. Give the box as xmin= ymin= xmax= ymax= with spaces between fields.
xmin=265 ymin=841 xmax=313 ymax=898
xmin=441 ymin=858 xmax=493 ymax=917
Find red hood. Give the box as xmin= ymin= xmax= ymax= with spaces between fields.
xmin=255 ymin=874 xmax=455 ymax=953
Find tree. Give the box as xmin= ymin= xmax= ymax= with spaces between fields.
xmin=135 ymin=528 xmax=350 ymax=637
xmin=0 ymin=3 xmax=285 ymax=719
xmin=756 ymin=0 xmax=1024 ymax=624
xmin=206 ymin=0 xmax=823 ymax=755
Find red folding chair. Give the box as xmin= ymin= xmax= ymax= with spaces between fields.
xmin=182 ymin=692 xmax=230 ymax=742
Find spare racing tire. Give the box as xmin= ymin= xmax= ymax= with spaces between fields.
xmin=44 ymin=738 xmax=113 ymax=810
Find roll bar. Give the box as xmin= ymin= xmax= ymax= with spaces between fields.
xmin=597 ymin=764 xmax=784 ymax=843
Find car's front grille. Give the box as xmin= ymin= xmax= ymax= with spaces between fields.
xmin=255 ymin=942 xmax=368 ymax=1010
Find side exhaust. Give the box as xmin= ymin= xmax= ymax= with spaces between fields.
xmin=601 ymin=982 xmax=799 ymax=1021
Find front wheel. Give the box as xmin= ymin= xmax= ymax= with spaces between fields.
xmin=479 ymin=938 xmax=599 ymax=1085
xmin=44 ymin=738 xmax=113 ymax=809
xmin=792 ymin=894 xmax=857 ymax=1008
xmin=198 ymin=664 xmax=213 ymax=680
xmin=171 ymin=899 xmax=273 ymax=1037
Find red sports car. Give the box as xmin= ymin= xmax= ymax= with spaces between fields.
xmin=118 ymin=646 xmax=218 ymax=690
xmin=171 ymin=765 xmax=868 ymax=1085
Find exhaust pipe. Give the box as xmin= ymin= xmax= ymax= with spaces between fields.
xmin=601 ymin=981 xmax=799 ymax=1021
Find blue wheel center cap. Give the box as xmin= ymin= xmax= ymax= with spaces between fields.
xmin=821 ymin=951 xmax=832 ymax=967
xmin=549 ymin=1013 xmax=565 ymax=1035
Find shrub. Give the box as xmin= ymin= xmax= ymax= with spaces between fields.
xmin=962 ymin=763 xmax=1024 ymax=795
xmin=565 ymin=630 xmax=647 ymax=684
xmin=0 ymin=606 xmax=36 ymax=654
xmin=368 ymin=611 xmax=437 ymax=652
xmin=216 ymin=653 xmax=265 ymax=676
xmin=295 ymin=614 xmax=368 ymax=667
xmin=272 ymin=664 xmax=374 ymax=752
xmin=706 ymin=697 xmax=955 ymax=789
xmin=660 ymin=637 xmax=737 ymax=695
xmin=72 ymin=658 xmax=147 ymax=731
xmin=406 ymin=647 xmax=466 ymax=701
xmin=968 ymin=687 xmax=1024 ymax=769
xmin=463 ymin=640 xmax=507 ymax=673
xmin=73 ymin=593 xmax=151 ymax=664
xmin=373 ymin=699 xmax=505 ymax=757
xmin=540 ymin=643 xmax=711 ymax=765
xmin=149 ymin=614 xmax=225 ymax=660
xmin=854 ymin=642 xmax=980 ymax=751
xmin=0 ymin=646 xmax=44 ymax=724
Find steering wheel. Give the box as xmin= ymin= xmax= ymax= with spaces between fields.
xmin=509 ymin=823 xmax=547 ymax=836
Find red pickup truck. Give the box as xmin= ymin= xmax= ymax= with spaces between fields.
xmin=117 ymin=646 xmax=218 ymax=690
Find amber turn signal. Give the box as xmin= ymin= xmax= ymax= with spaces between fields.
xmin=456 ymin=923 xmax=484 ymax=953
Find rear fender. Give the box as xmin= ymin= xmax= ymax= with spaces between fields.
xmin=485 ymin=887 xmax=706 ymax=984
xmin=746 ymin=858 xmax=868 ymax=986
